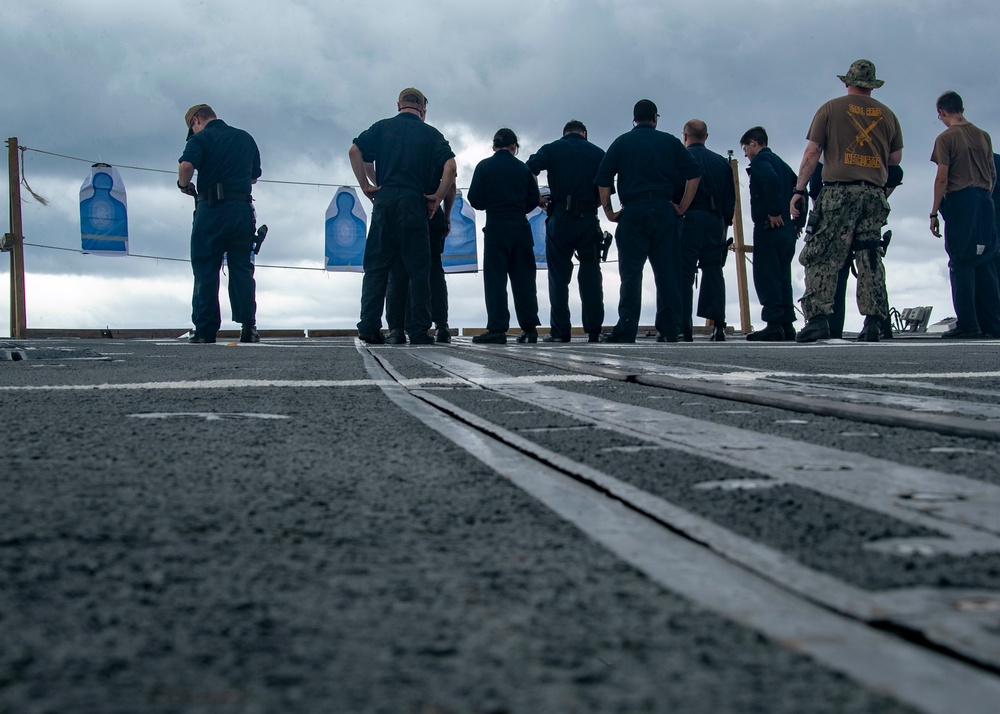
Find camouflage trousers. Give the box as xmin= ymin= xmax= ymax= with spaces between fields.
xmin=799 ymin=184 xmax=890 ymax=320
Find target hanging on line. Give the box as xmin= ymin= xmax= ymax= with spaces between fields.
xmin=80 ymin=163 xmax=128 ymax=256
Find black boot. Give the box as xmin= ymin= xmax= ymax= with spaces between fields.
xmin=857 ymin=316 xmax=880 ymax=343
xmin=746 ymin=323 xmax=784 ymax=341
xmin=385 ymin=328 xmax=406 ymax=345
xmin=795 ymin=315 xmax=831 ymax=343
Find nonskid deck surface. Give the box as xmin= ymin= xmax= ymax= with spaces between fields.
xmin=2 ymin=335 xmax=999 ymax=713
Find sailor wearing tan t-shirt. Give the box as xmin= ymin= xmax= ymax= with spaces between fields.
xmin=789 ymin=59 xmax=903 ymax=343
xmin=930 ymin=90 xmax=1000 ymax=339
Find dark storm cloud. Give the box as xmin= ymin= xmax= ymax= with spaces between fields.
xmin=2 ymin=0 xmax=998 ymax=331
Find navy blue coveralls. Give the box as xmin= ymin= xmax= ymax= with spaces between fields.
xmin=681 ymin=142 xmax=735 ymax=338
xmin=179 ymin=119 xmax=261 ymax=340
xmin=353 ymin=112 xmax=454 ymax=337
xmin=595 ymin=124 xmax=701 ymax=341
xmin=941 ymin=185 xmax=1000 ymax=335
xmin=467 ymin=150 xmax=541 ymax=334
xmin=385 ymin=204 xmax=450 ymax=331
xmin=746 ymin=146 xmax=797 ymax=328
xmin=988 ymin=153 xmax=1000 ymax=332
xmin=527 ymin=133 xmax=606 ymax=340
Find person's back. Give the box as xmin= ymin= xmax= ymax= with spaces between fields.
xmin=934 ymin=122 xmax=995 ymax=194
xmin=599 ymin=125 xmax=693 ymax=202
xmin=188 ymin=120 xmax=260 ymax=195
xmin=527 ymin=121 xmax=607 ymax=343
xmin=528 ymin=133 xmax=604 ymax=207
xmin=594 ymin=99 xmax=702 ymax=343
xmin=793 ymin=59 xmax=902 ymax=344
xmin=929 ymin=91 xmax=1000 ymax=338
xmin=686 ymin=143 xmax=734 ymax=220
xmin=349 ymin=87 xmax=457 ymax=345
xmin=468 ymin=150 xmax=539 ymax=218
xmin=468 ymin=128 xmax=541 ymax=344
xmin=810 ymin=94 xmax=900 ymax=186
xmin=177 ymin=104 xmax=262 ymax=344
xmin=680 ymin=121 xmax=735 ymax=342
xmin=360 ymin=113 xmax=451 ymax=194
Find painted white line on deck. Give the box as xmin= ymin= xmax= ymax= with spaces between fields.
xmin=654 ymin=369 xmax=1000 ymax=382
xmin=363 ymin=347 xmax=1000 ymax=714
xmin=0 ymin=374 xmax=603 ymax=392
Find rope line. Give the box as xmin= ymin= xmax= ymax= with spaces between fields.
xmin=20 ymin=241 xmax=616 ymax=273
xmin=21 ymin=145 xmax=354 ymax=188
xmin=15 ymin=142 xmax=620 ymax=273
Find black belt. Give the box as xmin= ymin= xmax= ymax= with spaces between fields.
xmin=195 ymin=193 xmax=252 ymax=204
xmin=553 ymin=199 xmax=598 ymax=213
xmin=822 ymin=180 xmax=883 ymax=190
xmin=621 ymin=191 xmax=672 ymax=205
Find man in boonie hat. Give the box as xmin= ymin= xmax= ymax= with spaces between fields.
xmin=789 ymin=60 xmax=904 ymax=343
xmin=837 ymin=59 xmax=885 ymax=90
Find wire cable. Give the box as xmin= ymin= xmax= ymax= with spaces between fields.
xmin=17 ymin=143 xmax=620 ymax=272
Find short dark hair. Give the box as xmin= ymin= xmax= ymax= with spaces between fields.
xmin=683 ymin=119 xmax=707 ymax=141
xmin=194 ymin=105 xmax=217 ymax=122
xmin=740 ymin=126 xmax=768 ymax=147
xmin=493 ymin=127 xmax=519 ymax=150
xmin=936 ymin=90 xmax=964 ymax=115
xmin=563 ymin=120 xmax=587 ymax=136
xmin=633 ymin=99 xmax=658 ymax=123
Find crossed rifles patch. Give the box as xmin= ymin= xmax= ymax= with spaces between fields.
xmin=844 ymin=104 xmax=884 ymax=169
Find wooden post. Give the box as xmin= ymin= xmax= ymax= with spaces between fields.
xmin=6 ymin=137 xmax=27 ymax=339
xmin=729 ymin=153 xmax=753 ymax=335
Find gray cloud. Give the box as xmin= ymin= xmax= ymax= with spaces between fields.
xmin=2 ymin=0 xmax=997 ymax=333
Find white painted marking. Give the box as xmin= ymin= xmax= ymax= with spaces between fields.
xmin=601 ymin=445 xmax=667 ymax=453
xmin=364 ymin=348 xmax=1000 ymax=713
xmin=0 ymin=379 xmax=378 ymax=391
xmin=693 ymin=479 xmax=781 ymax=491
xmin=927 ymin=447 xmax=984 ymax=455
xmin=657 ymin=369 xmax=1000 ymax=382
xmin=151 ymin=341 xmax=292 ymax=348
xmin=774 ymin=419 xmax=810 ymax=424
xmin=0 ymin=374 xmax=602 ymax=393
xmin=954 ymin=597 xmax=1000 ymax=612
xmin=416 ymin=352 xmax=1000 ymax=545
xmin=528 ymin=349 xmax=1000 ymax=419
xmin=128 ymin=412 xmax=290 ymax=421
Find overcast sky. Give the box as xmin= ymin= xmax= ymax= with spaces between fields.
xmin=2 ymin=0 xmax=998 ymax=336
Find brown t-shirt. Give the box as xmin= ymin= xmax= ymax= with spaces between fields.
xmin=807 ymin=94 xmax=903 ymax=185
xmin=931 ymin=122 xmax=996 ymax=194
